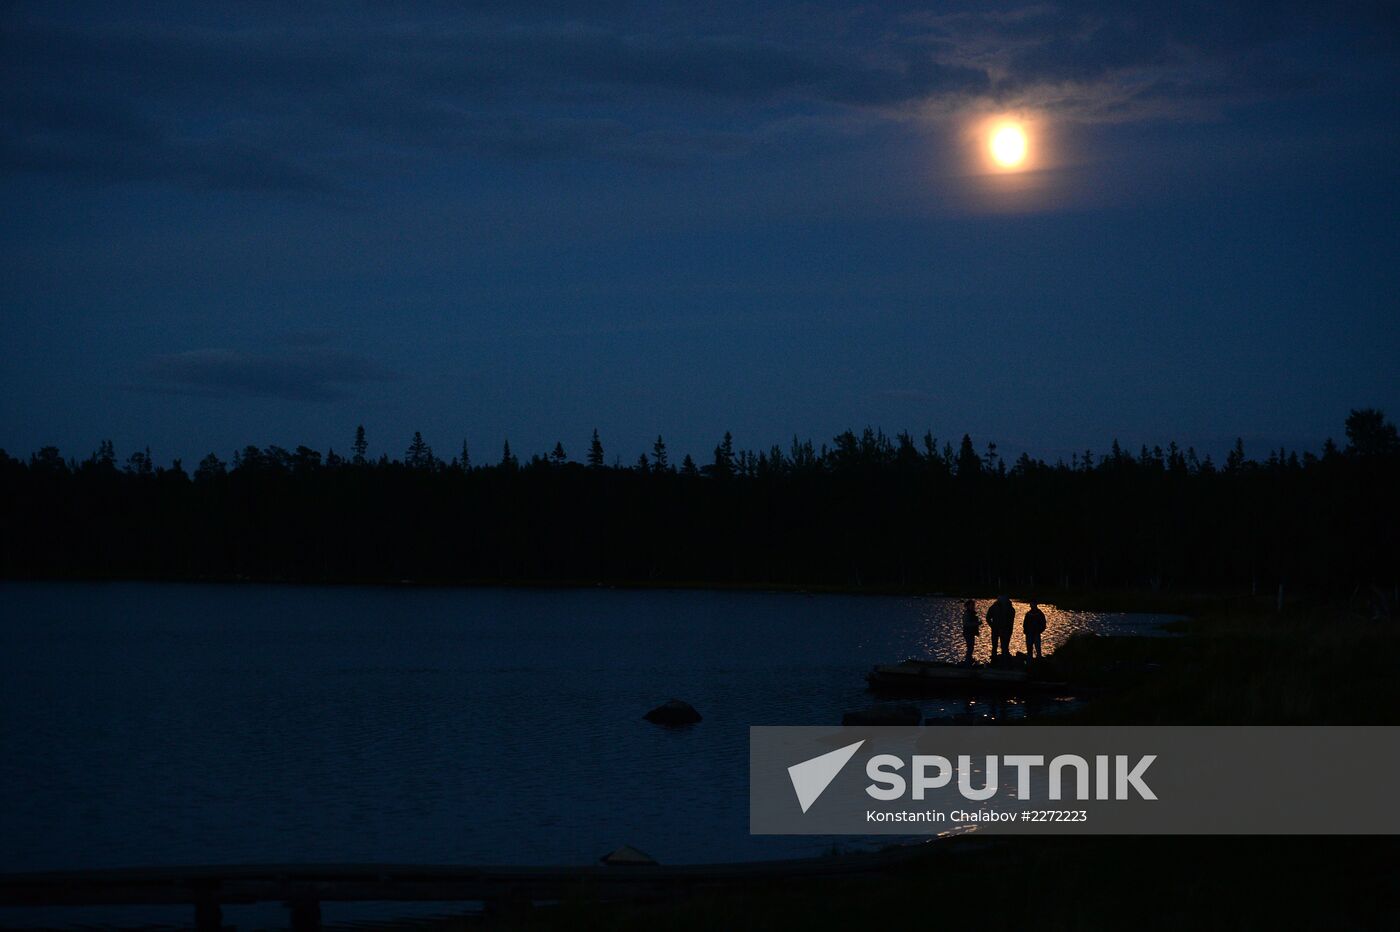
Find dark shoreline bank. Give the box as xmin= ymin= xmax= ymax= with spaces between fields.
xmin=0 ymin=571 xmax=1250 ymax=616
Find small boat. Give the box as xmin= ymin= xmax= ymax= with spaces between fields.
xmin=866 ymin=658 xmax=1068 ymax=696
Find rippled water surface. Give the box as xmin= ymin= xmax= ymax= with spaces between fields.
xmin=0 ymin=582 xmax=1176 ymax=876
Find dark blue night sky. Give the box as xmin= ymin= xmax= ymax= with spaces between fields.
xmin=2 ymin=1 xmax=1397 ymax=467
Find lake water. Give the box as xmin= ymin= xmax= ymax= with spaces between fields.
xmin=0 ymin=582 xmax=1174 ymax=924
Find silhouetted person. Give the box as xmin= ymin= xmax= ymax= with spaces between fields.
xmin=1024 ymin=601 xmax=1047 ymax=659
xmin=987 ymin=596 xmax=1014 ymax=658
xmin=960 ymin=598 xmax=979 ymax=663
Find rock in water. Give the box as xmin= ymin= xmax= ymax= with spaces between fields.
xmin=600 ymin=845 xmax=658 ymax=866
xmin=841 ymin=703 xmax=922 ymax=726
xmin=643 ymin=699 xmax=702 ymax=725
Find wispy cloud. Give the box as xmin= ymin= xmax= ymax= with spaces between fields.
xmin=2 ymin=2 xmax=1392 ymax=190
xmin=917 ymin=1 xmax=1395 ymax=123
xmin=134 ymin=346 xmax=397 ymax=402
xmin=875 ymin=388 xmax=938 ymax=402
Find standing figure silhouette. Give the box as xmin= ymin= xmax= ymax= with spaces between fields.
xmin=961 ymin=599 xmax=980 ymax=663
xmin=1024 ymin=601 xmax=1047 ymax=660
xmin=987 ymin=596 xmax=1015 ymax=659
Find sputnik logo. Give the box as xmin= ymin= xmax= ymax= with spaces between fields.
xmin=787 ymin=739 xmax=865 ymax=813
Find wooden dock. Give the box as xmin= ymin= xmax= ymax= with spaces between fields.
xmin=0 ymin=841 xmax=957 ymax=929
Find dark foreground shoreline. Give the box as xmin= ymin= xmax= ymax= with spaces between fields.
xmin=11 ymin=834 xmax=1395 ymax=931
xmin=498 ymin=834 xmax=1400 ymax=932
xmin=0 ymin=570 xmax=1246 ymax=616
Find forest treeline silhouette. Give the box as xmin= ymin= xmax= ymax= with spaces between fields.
xmin=3 ymin=410 xmax=1397 ymax=594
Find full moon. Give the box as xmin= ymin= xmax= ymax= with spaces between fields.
xmin=989 ymin=124 xmax=1028 ymax=169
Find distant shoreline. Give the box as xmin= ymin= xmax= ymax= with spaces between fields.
xmin=0 ymin=571 xmax=1244 ymax=615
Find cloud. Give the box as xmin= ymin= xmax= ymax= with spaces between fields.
xmin=2 ymin=2 xmax=1393 ymax=190
xmin=875 ymin=389 xmax=938 ymax=402
xmin=920 ymin=1 xmax=1397 ymax=123
xmin=135 ymin=346 xmax=397 ymax=402
xmin=0 ymin=5 xmax=989 ymax=188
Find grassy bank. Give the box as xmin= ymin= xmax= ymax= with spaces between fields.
xmin=1040 ymin=599 xmax=1399 ymax=723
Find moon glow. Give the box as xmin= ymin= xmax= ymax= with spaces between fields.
xmin=989 ymin=123 xmax=1029 ymax=169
